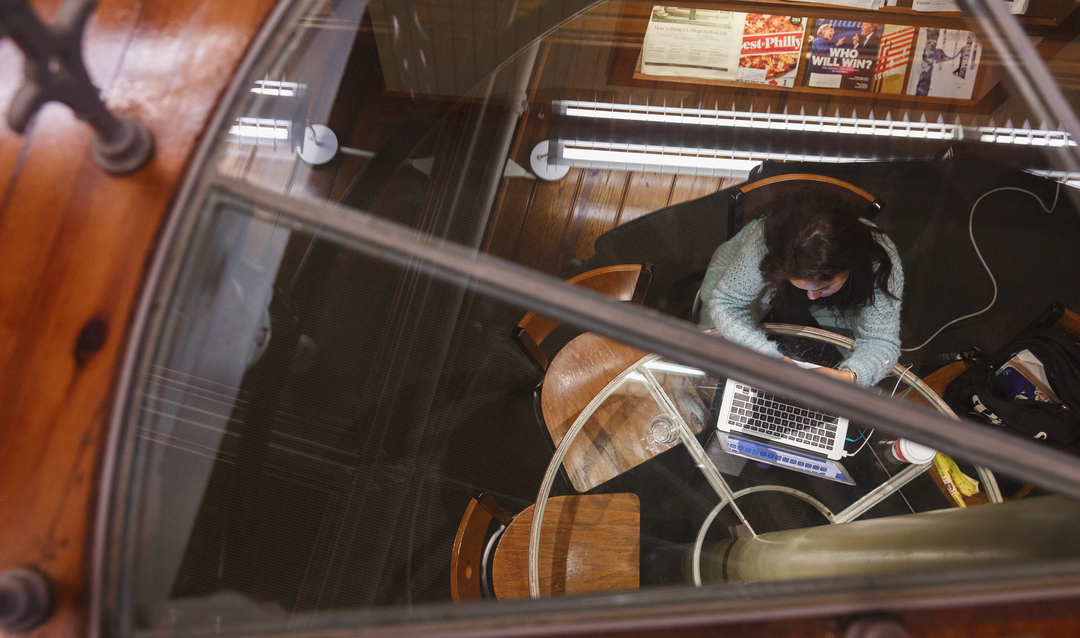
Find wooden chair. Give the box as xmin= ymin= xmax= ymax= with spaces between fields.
xmin=491 ymin=493 xmax=640 ymax=599
xmin=450 ymin=490 xmax=513 ymax=601
xmin=727 ymin=172 xmax=884 ymax=241
xmin=513 ymin=264 xmax=652 ymax=489
xmin=513 ymin=264 xmax=652 ymax=375
xmin=921 ymin=303 xmax=1080 ymax=507
xmin=452 ymin=492 xmax=640 ymax=601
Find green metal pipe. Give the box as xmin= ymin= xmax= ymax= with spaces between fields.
xmin=700 ymin=496 xmax=1080 ymax=583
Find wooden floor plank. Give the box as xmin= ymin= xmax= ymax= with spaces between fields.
xmin=485 ymin=178 xmax=536 ymax=261
xmin=563 ymin=168 xmax=628 ymax=264
xmin=328 ymin=154 xmax=370 ymax=203
xmin=617 ymin=171 xmax=674 ymax=225
xmin=514 ymin=167 xmax=582 ymax=274
xmin=485 ymin=43 xmax=550 ymax=260
xmin=668 ymin=175 xmax=725 ymax=206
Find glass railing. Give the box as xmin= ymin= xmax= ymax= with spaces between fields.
xmin=98 ymin=0 xmax=1080 ymax=636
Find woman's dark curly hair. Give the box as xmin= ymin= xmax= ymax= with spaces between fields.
xmin=758 ymin=188 xmax=898 ymax=317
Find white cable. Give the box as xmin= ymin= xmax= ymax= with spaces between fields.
xmin=890 ymin=364 xmax=914 ymax=398
xmin=901 ymin=183 xmax=1061 ymax=352
xmin=848 ymin=429 xmax=874 ymax=457
xmin=846 ymin=364 xmax=910 ymax=457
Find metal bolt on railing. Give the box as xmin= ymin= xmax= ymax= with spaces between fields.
xmin=0 ymin=567 xmax=53 ymax=633
xmin=0 ymin=0 xmax=154 ymax=174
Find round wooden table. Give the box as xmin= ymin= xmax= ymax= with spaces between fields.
xmin=525 ymin=324 xmax=1002 ymax=598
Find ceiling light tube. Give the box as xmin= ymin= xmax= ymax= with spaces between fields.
xmin=557 ymin=100 xmax=1074 ymax=148
xmin=558 ymin=141 xmax=864 ymax=177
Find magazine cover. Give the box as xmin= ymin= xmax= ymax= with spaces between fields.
xmin=872 ymin=24 xmax=915 ymax=94
xmin=803 ymin=19 xmax=882 ymax=91
xmin=737 ymin=14 xmax=807 ymax=87
xmin=641 ymin=7 xmax=745 ymax=81
xmin=906 ymin=28 xmax=982 ymax=99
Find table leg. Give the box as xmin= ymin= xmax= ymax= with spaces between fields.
xmin=640 ymin=368 xmax=757 ymax=538
xmin=833 ymin=462 xmax=930 ymax=524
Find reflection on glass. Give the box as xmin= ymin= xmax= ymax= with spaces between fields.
xmin=107 ymin=0 xmax=1080 ymax=635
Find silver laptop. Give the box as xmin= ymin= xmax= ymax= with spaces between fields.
xmin=716 ymin=366 xmax=850 ymax=462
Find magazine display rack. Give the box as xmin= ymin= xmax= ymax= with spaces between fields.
xmin=625 ymin=0 xmax=1078 ymax=107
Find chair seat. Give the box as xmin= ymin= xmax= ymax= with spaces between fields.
xmin=492 ymin=493 xmax=640 ymax=599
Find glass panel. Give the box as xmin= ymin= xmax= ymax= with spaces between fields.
xmin=113 ymin=190 xmax=1080 ymax=635
xmin=106 ymin=0 xmax=1080 ymax=634
xmin=125 ymin=192 xmax=565 ymax=630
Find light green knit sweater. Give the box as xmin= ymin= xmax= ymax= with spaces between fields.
xmin=700 ymin=217 xmax=904 ymax=387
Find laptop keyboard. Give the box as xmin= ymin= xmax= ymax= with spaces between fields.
xmin=728 ymin=382 xmax=840 ymax=451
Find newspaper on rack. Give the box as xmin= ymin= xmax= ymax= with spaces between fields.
xmin=641 ymin=8 xmax=806 ymax=88
xmin=872 ymin=24 xmax=915 ymax=94
xmin=906 ymin=27 xmax=983 ymax=99
xmin=641 ymin=8 xmax=745 ymax=81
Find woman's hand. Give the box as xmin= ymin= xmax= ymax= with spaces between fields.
xmin=782 ymin=357 xmax=856 ymax=383
xmin=812 ymin=366 xmax=857 ymax=383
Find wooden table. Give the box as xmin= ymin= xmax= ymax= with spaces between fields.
xmin=492 ymin=493 xmax=640 ymax=599
xmin=541 ymin=332 xmax=711 ymax=492
xmin=528 ymin=324 xmax=996 ymax=596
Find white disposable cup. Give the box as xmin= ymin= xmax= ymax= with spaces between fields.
xmin=886 ymin=438 xmax=936 ymax=465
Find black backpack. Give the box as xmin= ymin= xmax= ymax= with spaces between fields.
xmin=943 ymin=327 xmax=1080 ymax=448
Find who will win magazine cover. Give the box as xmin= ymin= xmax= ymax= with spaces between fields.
xmin=804 ymin=19 xmax=882 ymax=92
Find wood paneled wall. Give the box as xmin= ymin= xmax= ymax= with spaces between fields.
xmin=0 ymin=0 xmax=276 ymax=636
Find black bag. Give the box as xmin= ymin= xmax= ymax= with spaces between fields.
xmin=943 ymin=327 xmax=1080 ymax=448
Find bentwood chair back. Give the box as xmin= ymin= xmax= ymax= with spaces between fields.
xmin=451 ymin=490 xmax=514 ymax=601
xmin=727 ymin=172 xmax=884 ymax=241
xmin=513 ymin=264 xmax=652 ymax=375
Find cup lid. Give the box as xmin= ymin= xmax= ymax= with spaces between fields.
xmin=897 ymin=438 xmax=936 ymax=464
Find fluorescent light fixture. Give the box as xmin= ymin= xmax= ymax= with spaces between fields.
xmin=1029 ymin=169 xmax=1080 ymax=190
xmin=227 ymin=118 xmax=292 ymax=149
xmin=562 ymin=144 xmax=760 ymax=174
xmin=642 ymin=360 xmax=708 ymax=376
xmin=558 ymin=100 xmax=1075 ymax=148
xmin=558 ymin=140 xmax=866 ymax=177
xmin=977 ymin=127 xmax=1076 ymax=147
xmin=559 ymin=140 xmax=1080 ymax=183
xmin=251 ymin=79 xmax=302 ymax=96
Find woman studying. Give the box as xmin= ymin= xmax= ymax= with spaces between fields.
xmin=700 ymin=188 xmax=904 ymax=387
